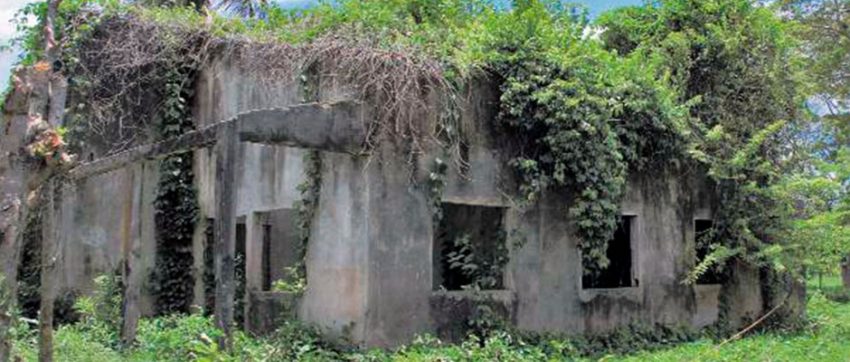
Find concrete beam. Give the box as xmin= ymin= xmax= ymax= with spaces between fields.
xmin=67 ymin=101 xmax=365 ymax=180
xmin=67 ymin=125 xmax=219 ymax=179
xmin=237 ymin=101 xmax=366 ymax=153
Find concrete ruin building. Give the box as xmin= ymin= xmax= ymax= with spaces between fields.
xmin=18 ymin=43 xmax=778 ymax=348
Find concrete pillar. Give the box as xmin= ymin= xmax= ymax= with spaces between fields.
xmin=214 ymin=122 xmax=238 ymax=350
xmin=121 ymin=163 xmax=146 ymax=344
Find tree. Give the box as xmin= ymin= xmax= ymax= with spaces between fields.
xmin=217 ymin=0 xmax=269 ymax=18
xmin=597 ymin=0 xmax=805 ymax=282
xmin=783 ymin=0 xmax=850 ymax=289
xmin=138 ymin=0 xmax=211 ymax=13
xmin=784 ymin=0 xmax=850 ymax=110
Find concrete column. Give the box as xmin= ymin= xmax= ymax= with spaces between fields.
xmin=121 ymin=163 xmax=146 ymax=344
xmin=214 ymin=122 xmax=238 ymax=350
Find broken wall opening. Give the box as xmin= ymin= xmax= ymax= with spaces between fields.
xmin=582 ymin=215 xmax=636 ymax=289
xmin=243 ymin=208 xmax=301 ymax=335
xmin=202 ymin=216 xmax=247 ymax=324
xmin=694 ymin=219 xmax=726 ymax=285
xmin=433 ymin=203 xmax=507 ymax=291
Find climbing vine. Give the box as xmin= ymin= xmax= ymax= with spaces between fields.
xmin=493 ymin=50 xmax=685 ymax=275
xmin=151 ymin=68 xmax=199 ymax=315
xmin=598 ymin=0 xmax=804 ymax=289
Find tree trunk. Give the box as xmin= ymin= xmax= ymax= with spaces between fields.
xmin=38 ymin=182 xmax=58 ymax=362
xmin=0 ymin=199 xmax=25 ymax=362
xmin=842 ymin=259 xmax=850 ymax=291
xmin=0 ymin=1 xmax=65 ymax=359
xmin=37 ymin=1 xmax=67 ymax=359
xmin=45 ymin=0 xmax=66 ymax=128
xmin=0 ymin=103 xmax=29 ymax=360
xmin=0 ymin=66 xmax=48 ymax=362
xmin=213 ymin=122 xmax=237 ymax=351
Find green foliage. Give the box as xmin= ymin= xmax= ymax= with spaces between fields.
xmin=616 ymin=292 xmax=850 ymax=361
xmin=9 ymin=290 xmax=850 ymax=361
xmin=443 ymin=232 xmax=511 ymax=291
xmin=152 ymin=68 xmax=199 ymax=315
xmin=132 ymin=314 xmax=222 ymax=361
xmin=782 ymin=0 xmax=850 ymax=109
xmin=598 ymin=0 xmax=808 ymax=282
xmin=70 ymin=273 xmax=124 ymax=349
xmin=190 ymin=319 xmax=339 ymax=361
xmin=684 ymin=244 xmax=739 ymax=285
xmin=270 ymin=266 xmax=307 ymax=294
xmin=779 ymin=147 xmax=850 ymax=277
xmin=489 ymin=10 xmax=687 ymax=273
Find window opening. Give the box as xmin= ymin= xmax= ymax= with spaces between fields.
xmin=582 ymin=215 xmax=636 ymax=289
xmin=433 ymin=203 xmax=507 ymax=291
xmin=695 ymin=219 xmax=726 ymax=285
xmin=257 ymin=209 xmax=300 ymax=291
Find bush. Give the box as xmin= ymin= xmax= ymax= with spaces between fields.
xmin=129 ymin=313 xmax=220 ymax=362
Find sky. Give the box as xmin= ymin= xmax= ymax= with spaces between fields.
xmin=0 ymin=0 xmax=642 ymax=90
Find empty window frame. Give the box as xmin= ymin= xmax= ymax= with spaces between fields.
xmin=694 ymin=219 xmax=726 ymax=285
xmin=582 ymin=215 xmax=637 ymax=289
xmin=433 ymin=203 xmax=508 ymax=291
xmin=257 ymin=209 xmax=300 ymax=291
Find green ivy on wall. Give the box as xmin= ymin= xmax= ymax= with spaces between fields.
xmin=493 ymin=50 xmax=685 ymax=276
xmin=151 ymin=68 xmax=199 ymax=315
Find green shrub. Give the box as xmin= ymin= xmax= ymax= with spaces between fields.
xmin=129 ymin=313 xmax=220 ymax=362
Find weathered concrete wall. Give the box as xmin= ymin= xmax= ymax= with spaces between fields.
xmin=193 ymin=52 xmax=370 ymax=341
xmin=300 ymin=152 xmax=371 ymax=343
xmin=55 ymin=49 xmax=768 ymax=349
xmin=56 ymin=161 xmax=159 ymax=315
xmin=351 ymin=77 xmax=765 ymax=346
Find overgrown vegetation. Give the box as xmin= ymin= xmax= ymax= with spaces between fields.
xmin=6 ymin=0 xmax=850 ymax=358
xmin=151 ymin=68 xmax=200 ymax=316
xmin=6 ymin=0 xmax=812 ymax=282
xmin=7 ymin=274 xmax=850 ymax=361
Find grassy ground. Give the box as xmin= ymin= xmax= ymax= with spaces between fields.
xmin=606 ymin=275 xmax=850 ymax=362
xmin=611 ymin=291 xmax=850 ymax=361
xmin=11 ymin=277 xmax=850 ymax=361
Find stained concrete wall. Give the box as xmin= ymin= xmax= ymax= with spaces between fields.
xmin=55 ymin=161 xmax=159 ymax=316
xmin=353 ymin=78 xmax=766 ymax=346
